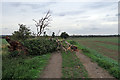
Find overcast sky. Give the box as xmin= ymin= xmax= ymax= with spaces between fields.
xmin=1 ymin=0 xmax=119 ymax=35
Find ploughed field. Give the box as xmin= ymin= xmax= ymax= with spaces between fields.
xmin=69 ymin=37 xmax=119 ymax=61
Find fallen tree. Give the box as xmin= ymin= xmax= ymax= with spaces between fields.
xmin=55 ymin=38 xmax=78 ymax=52
xmin=5 ymin=36 xmax=28 ymax=55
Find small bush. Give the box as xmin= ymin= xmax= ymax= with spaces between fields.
xmin=60 ymin=32 xmax=69 ymax=39
xmin=97 ymin=59 xmax=113 ymax=69
xmin=109 ymin=67 xmax=120 ymax=79
xmin=23 ymin=38 xmax=57 ymax=55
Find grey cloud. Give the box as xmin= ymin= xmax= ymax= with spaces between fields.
xmin=106 ymin=14 xmax=110 ymax=16
xmin=103 ymin=17 xmax=117 ymax=21
xmin=90 ymin=27 xmax=100 ymax=30
xmin=10 ymin=2 xmax=57 ymax=9
xmin=2 ymin=28 xmax=8 ymax=30
xmin=116 ymin=13 xmax=120 ymax=16
xmin=56 ymin=10 xmax=85 ymax=16
xmin=86 ymin=2 xmax=116 ymax=9
xmin=9 ymin=3 xmax=22 ymax=7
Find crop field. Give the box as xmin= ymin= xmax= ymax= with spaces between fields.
xmin=69 ymin=37 xmax=119 ymax=61
xmin=0 ymin=39 xmax=8 ymax=45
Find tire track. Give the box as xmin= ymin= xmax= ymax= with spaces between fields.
xmin=40 ymin=52 xmax=62 ymax=78
xmin=76 ymin=50 xmax=115 ymax=78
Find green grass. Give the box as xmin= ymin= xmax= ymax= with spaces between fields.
xmin=69 ymin=37 xmax=118 ymax=43
xmin=95 ymin=42 xmax=118 ymax=51
xmin=0 ymin=39 xmax=8 ymax=45
xmin=2 ymin=51 xmax=51 ymax=79
xmin=0 ymin=39 xmax=8 ymax=52
xmin=69 ymin=37 xmax=118 ymax=60
xmin=67 ymin=40 xmax=120 ymax=79
xmin=62 ymin=50 xmax=88 ymax=78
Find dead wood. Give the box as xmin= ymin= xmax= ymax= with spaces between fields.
xmin=5 ymin=36 xmax=28 ymax=55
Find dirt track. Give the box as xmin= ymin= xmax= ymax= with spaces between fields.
xmin=40 ymin=50 xmax=116 ymax=78
xmin=40 ymin=51 xmax=62 ymax=78
xmin=76 ymin=50 xmax=115 ymax=78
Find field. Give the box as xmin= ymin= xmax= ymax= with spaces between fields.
xmin=69 ymin=37 xmax=119 ymax=61
xmin=1 ymin=37 xmax=119 ymax=79
xmin=67 ymin=37 xmax=119 ymax=79
xmin=0 ymin=38 xmax=8 ymax=51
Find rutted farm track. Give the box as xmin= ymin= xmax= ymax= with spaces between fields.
xmin=76 ymin=50 xmax=114 ymax=78
xmin=39 ymin=50 xmax=116 ymax=78
xmin=40 ymin=52 xmax=62 ymax=78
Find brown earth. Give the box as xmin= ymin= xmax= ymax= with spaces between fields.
xmin=77 ymin=41 xmax=118 ymax=60
xmin=40 ymin=51 xmax=62 ymax=78
xmin=94 ymin=41 xmax=120 ymax=46
xmin=76 ymin=50 xmax=115 ymax=78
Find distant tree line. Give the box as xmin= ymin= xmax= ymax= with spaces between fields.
xmin=69 ymin=34 xmax=120 ymax=38
xmin=1 ymin=34 xmax=119 ymax=39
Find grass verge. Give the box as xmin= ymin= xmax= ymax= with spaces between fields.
xmin=61 ymin=51 xmax=88 ymax=78
xmin=2 ymin=53 xmax=51 ymax=79
xmin=67 ymin=40 xmax=120 ymax=79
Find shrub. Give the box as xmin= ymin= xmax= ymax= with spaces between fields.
xmin=60 ymin=32 xmax=69 ymax=39
xmin=23 ymin=38 xmax=57 ymax=55
xmin=109 ymin=67 xmax=120 ymax=79
xmin=11 ymin=24 xmax=31 ymax=41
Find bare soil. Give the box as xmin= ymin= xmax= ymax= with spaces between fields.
xmin=78 ymin=41 xmax=118 ymax=60
xmin=94 ymin=41 xmax=120 ymax=46
xmin=40 ymin=51 xmax=62 ymax=78
xmin=76 ymin=50 xmax=115 ymax=78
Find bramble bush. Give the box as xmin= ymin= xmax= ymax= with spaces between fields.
xmin=23 ymin=38 xmax=57 ymax=55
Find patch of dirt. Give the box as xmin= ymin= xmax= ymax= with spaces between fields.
xmin=40 ymin=51 xmax=62 ymax=78
xmin=76 ymin=50 xmax=115 ymax=78
xmin=94 ymin=41 xmax=120 ymax=46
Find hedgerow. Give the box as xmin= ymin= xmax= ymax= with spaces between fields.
xmin=23 ymin=38 xmax=57 ymax=55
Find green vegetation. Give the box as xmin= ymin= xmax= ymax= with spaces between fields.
xmin=69 ymin=37 xmax=118 ymax=43
xmin=70 ymin=37 xmax=118 ymax=60
xmin=95 ymin=42 xmax=118 ymax=51
xmin=2 ymin=37 xmax=57 ymax=79
xmin=12 ymin=24 xmax=31 ymax=41
xmin=0 ymin=39 xmax=8 ymax=55
xmin=23 ymin=38 xmax=57 ymax=55
xmin=1 ymin=39 xmax=8 ymax=45
xmin=60 ymin=32 xmax=69 ymax=39
xmin=52 ymin=32 xmax=55 ymax=38
xmin=62 ymin=51 xmax=88 ymax=78
xmin=2 ymin=53 xmax=51 ymax=79
xmin=67 ymin=40 xmax=120 ymax=79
